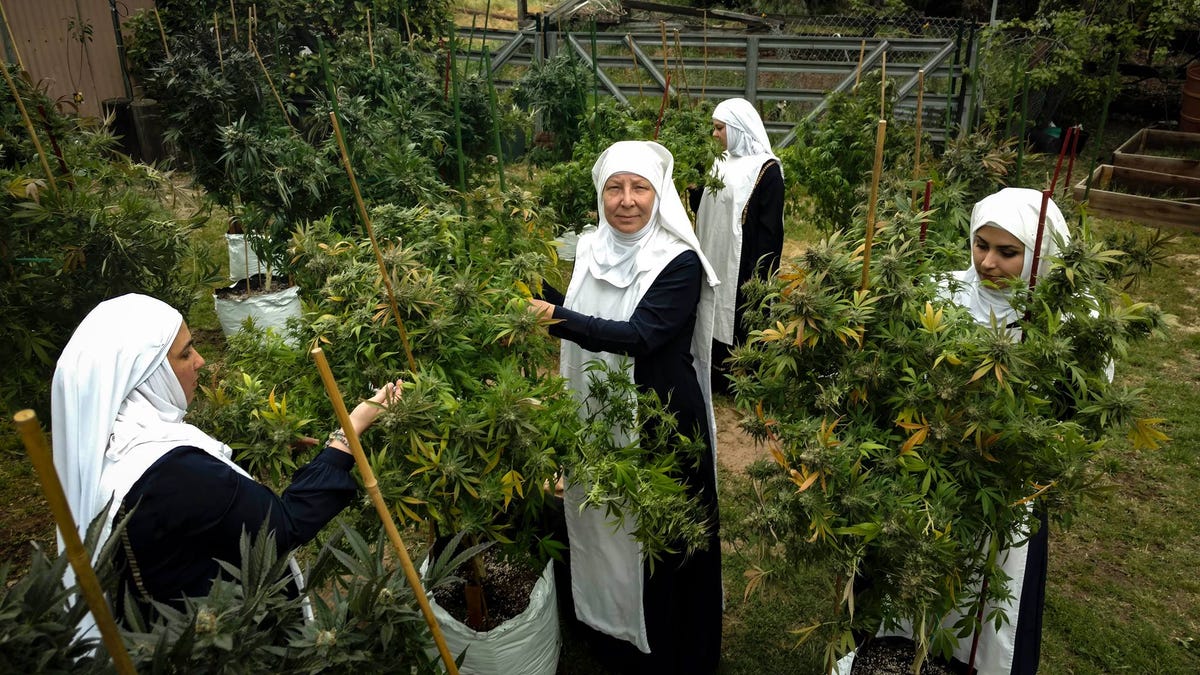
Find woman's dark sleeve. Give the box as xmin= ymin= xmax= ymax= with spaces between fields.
xmin=144 ymin=446 xmax=358 ymax=555
xmin=687 ymin=184 xmax=704 ymax=214
xmin=547 ymin=250 xmax=701 ymax=357
xmin=536 ymin=281 xmax=565 ymax=306
xmin=739 ymin=161 xmax=785 ymax=283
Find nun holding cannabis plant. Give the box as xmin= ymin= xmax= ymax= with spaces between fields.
xmin=529 ymin=140 xmax=723 ymax=673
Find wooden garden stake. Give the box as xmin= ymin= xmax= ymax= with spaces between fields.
xmin=0 ymin=0 xmax=25 ymax=71
xmin=879 ymin=50 xmax=887 ymax=119
xmin=153 ymin=7 xmax=171 ymax=60
xmin=366 ymin=9 xmax=375 ymax=68
xmin=626 ymin=34 xmax=642 ymax=98
xmin=854 ymin=40 xmax=866 ymax=88
xmin=329 ymin=111 xmax=417 ymax=372
xmin=228 ymin=0 xmax=238 ymax=44
xmin=861 ymin=119 xmax=887 ymax=291
xmin=13 ymin=410 xmax=136 ymax=675
xmin=2 ymin=62 xmax=57 ymax=192
xmin=309 ymin=351 xmax=459 ymax=675
xmin=659 ymin=21 xmax=669 ymax=85
xmin=654 ymin=71 xmax=672 ymax=140
xmin=251 ymin=41 xmax=295 ymax=132
xmin=214 ymin=13 xmax=225 ymax=73
xmin=674 ymin=29 xmax=689 ymax=106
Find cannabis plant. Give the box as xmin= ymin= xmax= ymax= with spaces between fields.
xmin=728 ymin=195 xmax=1170 ymax=672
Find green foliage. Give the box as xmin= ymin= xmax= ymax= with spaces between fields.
xmin=534 ymin=98 xmax=719 ymax=233
xmin=511 ymin=50 xmax=594 ymax=161
xmin=780 ymin=73 xmax=916 ymax=232
xmin=728 ymin=194 xmax=1170 ymax=670
xmin=0 ymin=67 xmax=208 ymax=419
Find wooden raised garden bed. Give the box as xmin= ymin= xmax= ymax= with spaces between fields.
xmin=1113 ymin=128 xmax=1200 ymax=179
xmin=1073 ymin=164 xmax=1200 ymax=231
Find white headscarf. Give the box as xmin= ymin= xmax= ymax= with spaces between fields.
xmin=698 ymin=98 xmax=782 ymax=344
xmin=713 ymin=98 xmax=776 ymax=159
xmin=946 ymin=188 xmax=1070 ymax=328
xmin=561 ymin=141 xmax=719 ymax=653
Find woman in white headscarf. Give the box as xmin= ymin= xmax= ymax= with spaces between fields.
xmin=921 ymin=188 xmax=1070 ymax=674
xmin=51 ymin=293 xmax=400 ymax=627
xmin=690 ymin=97 xmax=785 ymax=395
xmin=530 ymin=140 xmax=722 ymax=673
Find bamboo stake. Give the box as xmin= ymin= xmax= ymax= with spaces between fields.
xmin=879 ymin=50 xmax=887 ymax=119
xmin=674 ymin=29 xmax=688 ymax=106
xmin=626 ymin=34 xmax=642 ymax=98
xmin=449 ymin=29 xmax=466 ymax=192
xmin=1048 ymin=125 xmax=1074 ymax=193
xmin=0 ymin=0 xmax=25 ymax=72
xmin=308 ymin=351 xmax=458 ymax=675
xmin=484 ymin=47 xmax=505 ymax=192
xmin=153 ymin=7 xmax=171 ymax=60
xmin=229 ymin=0 xmax=238 ymax=44
xmin=328 ymin=112 xmax=417 ymax=372
xmin=854 ymin=40 xmax=865 ymax=88
xmin=252 ymin=41 xmax=295 ymax=132
xmin=861 ymin=119 xmax=887 ymax=291
xmin=14 ymin=410 xmax=136 ymax=675
xmin=214 ymin=13 xmax=225 ymax=74
xmin=659 ymin=21 xmax=669 ymax=84
xmin=2 ymin=62 xmax=57 ymax=192
xmin=654 ymin=71 xmax=672 ymax=140
xmin=911 ymin=69 xmax=925 ymax=208
xmin=366 ymin=9 xmax=375 ymax=68
xmin=1026 ymin=189 xmax=1053 ymax=290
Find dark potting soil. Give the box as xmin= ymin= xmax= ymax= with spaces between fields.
xmin=213 ymin=273 xmax=291 ymax=299
xmin=851 ymin=637 xmax=966 ymax=675
xmin=430 ymin=549 xmax=542 ymax=632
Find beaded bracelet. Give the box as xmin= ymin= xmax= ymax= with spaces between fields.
xmin=328 ymin=428 xmax=349 ymax=447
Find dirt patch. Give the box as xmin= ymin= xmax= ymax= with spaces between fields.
xmin=714 ymin=398 xmax=766 ymax=474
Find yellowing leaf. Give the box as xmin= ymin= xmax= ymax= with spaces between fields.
xmin=1128 ymin=417 xmax=1170 ymax=450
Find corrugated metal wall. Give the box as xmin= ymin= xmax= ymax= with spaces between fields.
xmin=1 ymin=0 xmax=156 ymax=118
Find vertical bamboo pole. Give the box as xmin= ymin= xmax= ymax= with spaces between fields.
xmin=153 ymin=7 xmax=171 ymax=59
xmin=919 ymin=179 xmax=933 ymax=245
xmin=674 ymin=29 xmax=688 ymax=107
xmin=14 ymin=410 xmax=136 ymax=675
xmin=659 ymin=21 xmax=669 ymax=88
xmin=366 ymin=9 xmax=375 ymax=68
xmin=308 ymin=351 xmax=458 ymax=675
xmin=1063 ymin=125 xmax=1081 ymax=196
xmin=861 ymin=119 xmax=887 ymax=291
xmin=854 ymin=40 xmax=865 ymax=88
xmin=879 ymin=50 xmax=887 ymax=119
xmin=229 ymin=0 xmax=238 ymax=45
xmin=479 ymin=0 xmax=493 ymax=77
xmin=246 ymin=6 xmax=252 ymax=50
xmin=214 ymin=13 xmax=225 ymax=73
xmin=329 ymin=112 xmax=418 ymax=372
xmin=1026 ymin=189 xmax=1053 ymax=290
xmin=2 ymin=62 xmax=57 ymax=192
xmin=1049 ymin=125 xmax=1074 ymax=193
xmin=590 ymin=19 xmax=598 ymax=125
xmin=654 ymin=72 xmax=672 ymax=140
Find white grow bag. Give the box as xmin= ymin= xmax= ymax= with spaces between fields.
xmin=225 ymin=233 xmax=267 ymax=282
xmin=424 ymin=559 xmax=560 ymax=675
xmin=212 ymin=284 xmax=301 ymax=341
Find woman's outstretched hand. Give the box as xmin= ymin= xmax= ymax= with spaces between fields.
xmin=329 ymin=379 xmax=404 ymax=454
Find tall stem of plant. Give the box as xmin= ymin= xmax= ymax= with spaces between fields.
xmin=861 ymin=119 xmax=887 ymax=291
xmin=309 ymin=351 xmax=459 ymax=675
xmin=13 ymin=410 xmax=136 ymax=675
xmin=2 ymin=63 xmax=57 ymax=193
xmin=329 ymin=112 xmax=417 ymax=372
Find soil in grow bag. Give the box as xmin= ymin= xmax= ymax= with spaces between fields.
xmin=214 ymin=273 xmax=294 ymax=300
xmin=851 ymin=637 xmax=965 ymax=675
xmin=432 ymin=548 xmax=543 ymax=631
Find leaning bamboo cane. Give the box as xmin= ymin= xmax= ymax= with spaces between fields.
xmin=626 ymin=34 xmax=642 ymax=98
xmin=860 ymin=119 xmax=887 ymax=291
xmin=879 ymin=50 xmax=887 ymax=119
xmin=366 ymin=9 xmax=375 ymax=68
xmin=309 ymin=351 xmax=459 ymax=675
xmin=854 ymin=40 xmax=865 ymax=88
xmin=0 ymin=0 xmax=25 ymax=72
xmin=13 ymin=410 xmax=136 ymax=675
xmin=1 ymin=62 xmax=57 ymax=192
xmin=153 ymin=7 xmax=172 ymax=60
xmin=229 ymin=0 xmax=238 ymax=44
xmin=1063 ymin=125 xmax=1081 ymax=197
xmin=252 ymin=41 xmax=295 ymax=132
xmin=1049 ymin=125 xmax=1074 ymax=194
xmin=1026 ymin=189 xmax=1053 ymax=291
xmin=328 ymin=111 xmax=417 ymax=372
xmin=214 ymin=13 xmax=225 ymax=73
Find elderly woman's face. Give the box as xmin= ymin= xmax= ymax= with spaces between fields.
xmin=972 ymin=225 xmax=1026 ymax=287
xmin=602 ymin=172 xmax=656 ymax=234
xmin=168 ymin=322 xmax=205 ymax=406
